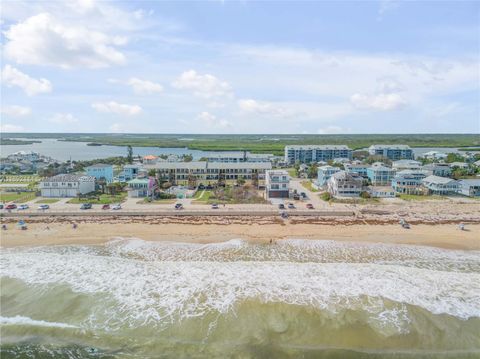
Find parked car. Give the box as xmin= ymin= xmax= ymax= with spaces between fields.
xmin=102 ymin=204 xmax=110 ymax=210
xmin=301 ymin=192 xmax=307 ymax=198
xmin=306 ymin=203 xmax=314 ymax=209
xmin=6 ymin=204 xmax=17 ymax=210
xmin=278 ymin=203 xmax=285 ymax=210
xmin=211 ymin=203 xmax=219 ymax=209
xmin=38 ymin=204 xmax=49 ymax=210
xmin=80 ymin=203 xmax=92 ymax=210
xmin=111 ymin=204 xmax=122 ymax=210
xmin=0 ymin=204 xmax=4 ymax=209
xmin=18 ymin=204 xmax=29 ymax=210
xmin=293 ymin=194 xmax=300 ymax=200
xmin=174 ymin=203 xmax=183 ymax=210
xmin=198 ymin=184 xmax=205 ymax=190
xmin=288 ymin=203 xmax=295 ymax=209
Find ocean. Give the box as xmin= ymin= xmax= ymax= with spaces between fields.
xmin=1 ymin=238 xmax=479 ymax=358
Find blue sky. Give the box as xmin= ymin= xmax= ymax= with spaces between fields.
xmin=1 ymin=0 xmax=479 ymax=134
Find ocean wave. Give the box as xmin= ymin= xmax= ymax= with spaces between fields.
xmin=0 ymin=315 xmax=79 ymax=329
xmin=1 ymin=246 xmax=479 ymax=332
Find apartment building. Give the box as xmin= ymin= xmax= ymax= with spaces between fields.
xmin=144 ymin=161 xmax=272 ymax=185
xmin=206 ymin=151 xmax=274 ymax=163
xmin=368 ymin=145 xmax=414 ymax=160
xmin=284 ymin=145 xmax=352 ymax=164
xmin=265 ymin=170 xmax=290 ymax=198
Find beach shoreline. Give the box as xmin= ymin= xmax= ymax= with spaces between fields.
xmin=1 ymin=216 xmax=479 ymax=250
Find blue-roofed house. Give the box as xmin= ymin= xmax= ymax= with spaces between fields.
xmin=458 ymin=179 xmax=480 ymax=197
xmin=421 ymin=175 xmax=459 ymax=195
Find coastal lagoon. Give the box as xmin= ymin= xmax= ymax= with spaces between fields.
xmin=1 ymin=238 xmax=479 ymax=358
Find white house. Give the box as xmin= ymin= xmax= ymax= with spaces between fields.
xmin=458 ymin=179 xmax=480 ymax=197
xmin=421 ymin=175 xmax=459 ymax=195
xmin=368 ymin=186 xmax=396 ymax=198
xmin=265 ymin=170 xmax=290 ymax=198
xmin=327 ymin=171 xmax=363 ymax=197
xmin=392 ymin=160 xmax=422 ymax=171
xmin=40 ymin=174 xmax=95 ymax=198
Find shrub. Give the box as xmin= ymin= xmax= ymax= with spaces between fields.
xmin=360 ymin=191 xmax=371 ymax=199
xmin=320 ymin=192 xmax=331 ymax=201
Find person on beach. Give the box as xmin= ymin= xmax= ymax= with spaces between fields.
xmin=2 ymin=224 xmax=6 ymax=230
xmin=73 ymin=223 xmax=78 ymax=229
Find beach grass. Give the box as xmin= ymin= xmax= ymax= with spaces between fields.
xmin=35 ymin=198 xmax=60 ymax=204
xmin=67 ymin=193 xmax=127 ymax=204
xmin=0 ymin=175 xmax=42 ymax=184
xmin=0 ymin=192 xmax=37 ymax=203
xmin=399 ymin=194 xmax=447 ymax=201
xmin=301 ymin=180 xmax=319 ymax=192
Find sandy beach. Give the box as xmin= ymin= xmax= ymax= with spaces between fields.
xmin=1 ymin=216 xmax=479 ymax=250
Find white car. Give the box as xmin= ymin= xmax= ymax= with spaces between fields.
xmin=111 ymin=204 xmax=122 ymax=210
xmin=37 ymin=204 xmax=50 ymax=210
xmin=18 ymin=204 xmax=29 ymax=210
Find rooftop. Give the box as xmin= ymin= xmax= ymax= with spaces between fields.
xmin=369 ymin=144 xmax=412 ymax=150
xmin=422 ymin=175 xmax=457 ymax=185
xmin=42 ymin=174 xmax=95 ymax=182
xmin=285 ymin=145 xmax=351 ymax=150
xmin=85 ymin=163 xmax=112 ymax=169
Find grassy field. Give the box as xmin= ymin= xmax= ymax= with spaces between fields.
xmin=193 ymin=190 xmax=215 ymax=202
xmin=398 ymin=194 xmax=447 ymax=201
xmin=301 ymin=180 xmax=319 ymax=192
xmin=0 ymin=192 xmax=37 ymax=203
xmin=4 ymin=133 xmax=479 ymax=156
xmin=67 ymin=193 xmax=127 ymax=204
xmin=285 ymin=168 xmax=298 ymax=178
xmin=35 ymin=198 xmax=60 ymax=204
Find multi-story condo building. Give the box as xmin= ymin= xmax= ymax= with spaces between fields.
xmin=421 ymin=175 xmax=459 ymax=195
xmin=206 ymin=151 xmax=274 ymax=163
xmin=85 ymin=164 xmax=114 ymax=183
xmin=422 ymin=163 xmax=452 ymax=177
xmin=265 ymin=170 xmax=290 ymax=198
xmin=327 ymin=171 xmax=363 ymax=197
xmin=284 ymin=145 xmax=352 ymax=164
xmin=144 ymin=162 xmax=272 ymax=185
xmin=368 ymin=145 xmax=414 ymax=160
xmin=316 ymin=165 xmax=341 ymax=187
xmin=40 ymin=174 xmax=95 ymax=198
xmin=366 ymin=164 xmax=396 ymax=186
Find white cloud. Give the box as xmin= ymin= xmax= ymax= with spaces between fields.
xmin=127 ymin=77 xmax=163 ymax=94
xmin=172 ymin=70 xmax=233 ymax=99
xmin=2 ymin=65 xmax=52 ymax=96
xmin=92 ymin=101 xmax=142 ymax=116
xmin=0 ymin=124 xmax=24 ymax=132
xmin=48 ymin=113 xmax=78 ymax=124
xmin=196 ymin=111 xmax=232 ymax=129
xmin=4 ymin=13 xmax=126 ymax=69
xmin=1 ymin=105 xmax=31 ymax=117
xmin=350 ymin=93 xmax=406 ymax=111
xmin=237 ymin=99 xmax=290 ymax=117
xmin=317 ymin=126 xmax=344 ymax=134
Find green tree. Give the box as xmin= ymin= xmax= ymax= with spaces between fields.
xmin=127 ymin=145 xmax=133 ymax=164
xmin=183 ymin=154 xmax=193 ymax=162
xmin=307 ymin=164 xmax=318 ymax=179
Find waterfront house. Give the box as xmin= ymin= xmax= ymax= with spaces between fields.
xmin=127 ymin=177 xmax=156 ymax=198
xmin=368 ymin=145 xmax=414 ymax=160
xmin=423 ymin=151 xmax=447 ymax=160
xmin=316 ymin=165 xmax=341 ymax=187
xmin=344 ymin=163 xmax=370 ymax=178
xmin=85 ymin=164 xmax=114 ymax=183
xmin=449 ymin=162 xmax=469 ymax=169
xmin=143 ymin=155 xmax=158 ymax=164
xmin=40 ymin=174 xmax=95 ymax=198
xmin=422 ymin=163 xmax=452 ymax=177
xmin=368 ymin=186 xmax=396 ymax=198
xmin=366 ymin=164 xmax=396 ymax=186
xmin=118 ymin=164 xmax=143 ymax=182
xmin=392 ymin=160 xmax=422 ymax=171
xmin=265 ymin=170 xmax=290 ymax=198
xmin=327 ymin=171 xmax=363 ymax=197
xmin=458 ymin=179 xmax=480 ymax=197
xmin=421 ymin=175 xmax=459 ymax=195
xmin=284 ymin=145 xmax=352 ymax=164
xmin=392 ymin=173 xmax=426 ymax=195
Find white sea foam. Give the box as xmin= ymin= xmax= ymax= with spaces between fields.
xmin=1 ymin=240 xmax=479 ymax=333
xmin=0 ymin=315 xmax=79 ymax=329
